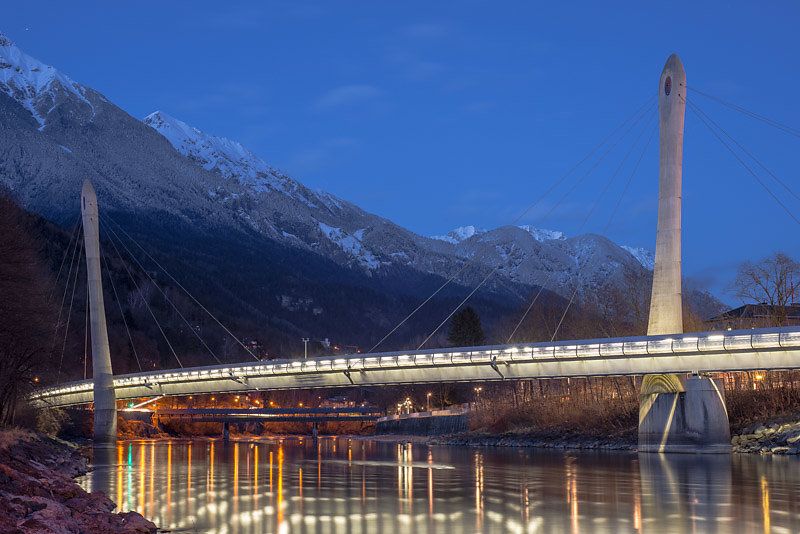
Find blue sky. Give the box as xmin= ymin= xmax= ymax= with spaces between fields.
xmin=4 ymin=1 xmax=800 ymax=300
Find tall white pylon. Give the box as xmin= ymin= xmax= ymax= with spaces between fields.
xmin=642 ymin=54 xmax=687 ymax=396
xmin=638 ymin=55 xmax=730 ymax=453
xmin=81 ymin=180 xmax=117 ymax=442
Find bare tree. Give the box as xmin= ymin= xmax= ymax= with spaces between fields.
xmin=0 ymin=193 xmax=57 ymax=426
xmin=729 ymin=252 xmax=800 ymax=326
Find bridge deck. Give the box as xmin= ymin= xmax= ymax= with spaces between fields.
xmin=33 ymin=326 xmax=800 ymax=407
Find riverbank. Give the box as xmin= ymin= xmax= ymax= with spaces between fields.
xmin=431 ymin=417 xmax=800 ymax=454
xmin=731 ymin=420 xmax=800 ymax=454
xmin=0 ymin=429 xmax=156 ymax=533
xmin=430 ymin=427 xmax=637 ymax=451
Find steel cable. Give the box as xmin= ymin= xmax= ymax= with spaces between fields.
xmin=101 ymin=214 xmax=260 ymax=362
xmin=509 ymin=110 xmax=657 ymax=344
xmin=368 ymin=96 xmax=657 ymax=353
xmin=102 ymin=218 xmax=184 ymax=368
xmin=416 ymin=98 xmax=657 ymax=350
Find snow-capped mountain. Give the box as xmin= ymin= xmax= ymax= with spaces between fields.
xmin=140 ymin=109 xmax=654 ymax=296
xmin=518 ymin=225 xmax=567 ymax=243
xmin=0 ymin=28 xmax=667 ymax=329
xmin=0 ymin=32 xmax=99 ymax=131
xmin=431 ymin=225 xmax=487 ymax=244
xmin=142 ymin=111 xmax=345 ymax=211
xmin=621 ymin=245 xmax=656 ymax=270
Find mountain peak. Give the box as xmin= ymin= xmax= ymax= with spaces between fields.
xmin=431 ymin=225 xmax=487 ymax=244
xmin=518 ymin=225 xmax=566 ymax=242
xmin=0 ymin=31 xmax=14 ymax=48
xmin=621 ymin=245 xmax=655 ymax=270
xmin=144 ymin=110 xmax=274 ymax=181
xmin=0 ymin=28 xmax=94 ymax=129
xmin=142 ymin=110 xmax=352 ymax=213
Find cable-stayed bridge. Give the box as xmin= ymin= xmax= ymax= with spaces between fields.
xmin=31 ymin=326 xmax=800 ymax=408
xmin=31 ymin=54 xmax=800 ymax=452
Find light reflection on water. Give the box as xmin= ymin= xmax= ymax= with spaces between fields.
xmin=81 ymin=438 xmax=800 ymax=533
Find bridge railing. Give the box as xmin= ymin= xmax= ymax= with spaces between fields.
xmin=31 ymin=326 xmax=800 ymax=403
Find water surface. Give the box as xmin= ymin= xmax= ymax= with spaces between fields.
xmin=81 ymin=438 xmax=800 ymax=533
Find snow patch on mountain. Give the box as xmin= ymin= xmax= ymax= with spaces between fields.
xmin=431 ymin=225 xmax=486 ymax=244
xmin=318 ymin=222 xmax=380 ymax=269
xmin=143 ymin=111 xmax=278 ymax=183
xmin=143 ymin=111 xmax=349 ymax=213
xmin=0 ymin=31 xmax=93 ymax=130
xmin=518 ymin=225 xmax=566 ymax=242
xmin=622 ymin=245 xmax=655 ymax=270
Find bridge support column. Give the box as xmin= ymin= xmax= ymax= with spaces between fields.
xmin=222 ymin=422 xmax=230 ymax=442
xmin=638 ymin=55 xmax=729 ymax=453
xmin=81 ymin=181 xmax=117 ymax=444
xmin=639 ymin=376 xmax=730 ymax=453
xmin=312 ymin=421 xmax=318 ymax=440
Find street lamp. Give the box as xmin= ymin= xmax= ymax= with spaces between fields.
xmin=302 ymin=338 xmax=310 ymax=358
xmin=427 ymin=392 xmax=432 ymax=412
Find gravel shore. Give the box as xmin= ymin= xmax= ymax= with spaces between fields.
xmin=731 ymin=421 xmax=800 ymax=454
xmin=429 ymin=429 xmax=637 ymax=451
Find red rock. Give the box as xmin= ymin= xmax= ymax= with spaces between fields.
xmin=119 ymin=511 xmax=157 ymax=533
xmin=0 ymin=432 xmax=158 ymax=533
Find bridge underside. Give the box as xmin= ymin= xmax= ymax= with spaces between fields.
xmin=151 ymin=415 xmax=378 ymax=423
xmin=32 ymin=327 xmax=800 ymax=408
xmin=142 ymin=407 xmax=381 ymax=424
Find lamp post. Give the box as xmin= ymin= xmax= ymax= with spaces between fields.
xmin=427 ymin=392 xmax=432 ymax=412
xmin=302 ymin=338 xmax=310 ymax=359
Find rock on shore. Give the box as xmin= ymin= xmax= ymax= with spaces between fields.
xmin=732 ymin=422 xmax=800 ymax=455
xmin=0 ymin=429 xmax=156 ymax=533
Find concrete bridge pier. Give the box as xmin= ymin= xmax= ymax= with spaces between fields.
xmin=638 ymin=55 xmax=729 ymax=453
xmin=639 ymin=376 xmax=731 ymax=453
xmin=312 ymin=421 xmax=319 ymax=440
xmin=222 ymin=422 xmax=230 ymax=442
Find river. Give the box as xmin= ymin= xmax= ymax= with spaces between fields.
xmin=80 ymin=437 xmax=800 ymax=533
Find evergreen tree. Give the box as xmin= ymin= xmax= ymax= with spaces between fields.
xmin=447 ymin=306 xmax=486 ymax=347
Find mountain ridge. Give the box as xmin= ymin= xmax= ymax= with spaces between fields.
xmin=0 ymin=29 xmax=723 ymax=365
xmin=140 ymin=104 xmax=657 ymax=298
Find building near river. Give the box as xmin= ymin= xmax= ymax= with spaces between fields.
xmin=705 ymin=303 xmax=800 ymax=330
